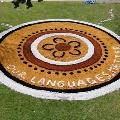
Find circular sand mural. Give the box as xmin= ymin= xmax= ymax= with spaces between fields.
xmin=0 ymin=19 xmax=120 ymax=100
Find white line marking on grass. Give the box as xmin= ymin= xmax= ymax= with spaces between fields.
xmin=0 ymin=23 xmax=13 ymax=29
xmin=98 ymin=9 xmax=114 ymax=25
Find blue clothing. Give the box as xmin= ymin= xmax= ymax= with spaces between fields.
xmin=85 ymin=0 xmax=96 ymax=4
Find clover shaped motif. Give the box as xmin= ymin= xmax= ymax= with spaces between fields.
xmin=42 ymin=37 xmax=81 ymax=58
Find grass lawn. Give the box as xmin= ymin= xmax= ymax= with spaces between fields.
xmin=0 ymin=2 xmax=120 ymax=120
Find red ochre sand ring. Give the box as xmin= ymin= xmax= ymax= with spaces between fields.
xmin=23 ymin=30 xmax=102 ymax=71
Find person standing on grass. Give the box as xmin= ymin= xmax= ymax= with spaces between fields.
xmin=12 ymin=0 xmax=33 ymax=9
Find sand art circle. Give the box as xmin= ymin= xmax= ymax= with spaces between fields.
xmin=0 ymin=19 xmax=120 ymax=100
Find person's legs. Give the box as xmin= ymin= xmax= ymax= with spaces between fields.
xmin=12 ymin=0 xmax=20 ymax=8
xmin=26 ymin=0 xmax=33 ymax=9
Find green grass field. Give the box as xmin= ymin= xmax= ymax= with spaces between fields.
xmin=0 ymin=2 xmax=120 ymax=120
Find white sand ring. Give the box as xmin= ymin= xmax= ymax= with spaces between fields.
xmin=0 ymin=19 xmax=120 ymax=100
xmin=31 ymin=33 xmax=94 ymax=65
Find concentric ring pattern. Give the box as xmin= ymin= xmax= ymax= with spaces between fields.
xmin=0 ymin=19 xmax=120 ymax=100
